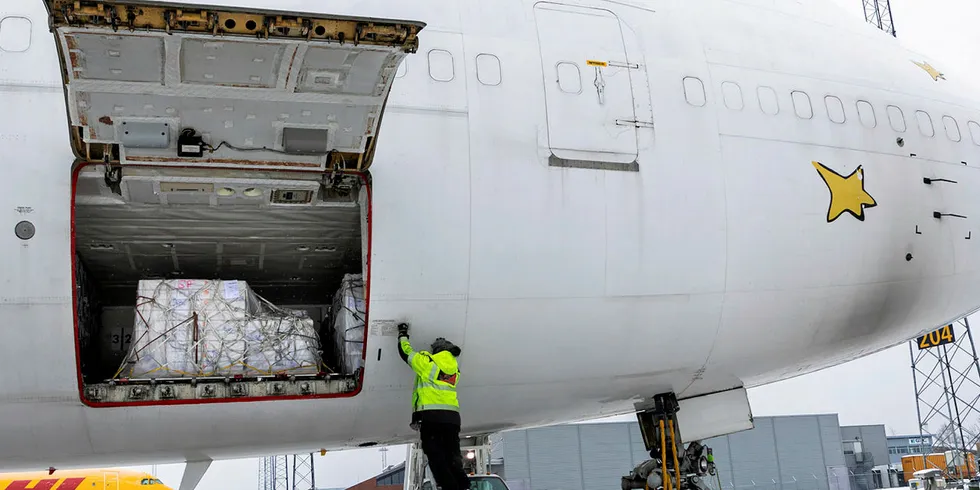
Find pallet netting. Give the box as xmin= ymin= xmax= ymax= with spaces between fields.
xmin=331 ymin=274 xmax=365 ymax=375
xmin=115 ymin=279 xmax=325 ymax=379
xmin=75 ymin=255 xmax=101 ymax=378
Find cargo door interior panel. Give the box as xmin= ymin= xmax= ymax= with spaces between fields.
xmin=46 ymin=0 xmax=424 ymax=171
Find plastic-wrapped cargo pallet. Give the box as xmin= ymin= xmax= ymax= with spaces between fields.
xmin=116 ymin=279 xmax=323 ymax=379
xmin=74 ymin=256 xmax=99 ymax=360
xmin=331 ymin=274 xmax=366 ymax=375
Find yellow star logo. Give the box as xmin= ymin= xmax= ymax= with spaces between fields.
xmin=812 ymin=161 xmax=877 ymax=223
xmin=913 ymin=60 xmax=946 ymax=81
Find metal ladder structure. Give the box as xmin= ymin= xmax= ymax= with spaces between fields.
xmin=258 ymin=454 xmax=316 ymax=490
xmin=909 ymin=318 xmax=980 ymax=479
xmin=862 ymin=0 xmax=896 ymax=37
xmin=403 ymin=442 xmax=429 ymax=490
xmin=403 ymin=435 xmax=493 ymax=490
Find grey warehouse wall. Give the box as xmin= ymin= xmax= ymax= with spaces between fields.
xmin=499 ymin=415 xmax=846 ymax=490
xmin=840 ymin=425 xmax=889 ymax=468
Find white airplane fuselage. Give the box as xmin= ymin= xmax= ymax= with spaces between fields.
xmin=1 ymin=0 xmax=979 ymax=471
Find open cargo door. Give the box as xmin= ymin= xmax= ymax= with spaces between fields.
xmin=44 ymin=0 xmax=424 ymax=172
xmin=55 ymin=0 xmax=423 ymax=407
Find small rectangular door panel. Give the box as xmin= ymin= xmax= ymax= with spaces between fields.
xmin=104 ymin=472 xmax=119 ymax=490
xmin=534 ymin=3 xmax=638 ymax=165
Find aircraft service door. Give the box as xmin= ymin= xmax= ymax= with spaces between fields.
xmin=533 ymin=3 xmax=641 ymax=170
xmin=103 ymin=472 xmax=119 ymax=490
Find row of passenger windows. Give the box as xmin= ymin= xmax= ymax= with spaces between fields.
xmin=13 ymin=10 xmax=978 ymax=151
xmin=396 ymin=49 xmax=502 ymax=87
xmin=683 ymin=77 xmax=980 ymax=146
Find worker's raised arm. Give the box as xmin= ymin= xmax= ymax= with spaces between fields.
xmin=397 ymin=323 xmax=435 ymax=378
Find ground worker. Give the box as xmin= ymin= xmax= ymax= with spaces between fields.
xmin=397 ymin=323 xmax=470 ymax=490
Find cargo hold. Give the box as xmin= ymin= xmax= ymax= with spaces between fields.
xmin=73 ymin=164 xmax=369 ymax=404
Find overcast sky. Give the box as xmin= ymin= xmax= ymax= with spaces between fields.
xmin=111 ymin=1 xmax=980 ymax=489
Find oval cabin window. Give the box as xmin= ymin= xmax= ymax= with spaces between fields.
xmin=722 ymin=82 xmax=743 ymax=110
xmin=887 ymin=105 xmax=906 ymax=132
xmin=683 ymin=77 xmax=706 ymax=107
xmin=825 ymin=96 xmax=846 ymax=124
xmin=758 ymin=86 xmax=779 ymax=115
xmin=856 ymin=101 xmax=876 ymax=128
xmin=916 ymin=111 xmax=935 ymax=137
xmin=943 ymin=116 xmax=961 ymax=142
xmin=555 ymin=62 xmax=582 ymax=94
xmin=476 ymin=54 xmax=501 ymax=86
xmin=0 ymin=16 xmax=32 ymax=52
xmin=427 ymin=49 xmax=455 ymax=82
xmin=969 ymin=121 xmax=980 ymax=146
xmin=792 ymin=91 xmax=812 ymax=119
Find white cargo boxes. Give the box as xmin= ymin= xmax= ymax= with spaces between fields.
xmin=331 ymin=274 xmax=366 ymax=375
xmin=117 ymin=279 xmax=323 ymax=378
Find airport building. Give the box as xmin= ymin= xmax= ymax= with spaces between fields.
xmin=886 ymin=435 xmax=935 ymax=465
xmin=493 ymin=415 xmax=852 ymax=490
xmin=347 ymin=465 xmax=406 ymax=490
xmin=352 ymin=415 xmax=917 ymax=490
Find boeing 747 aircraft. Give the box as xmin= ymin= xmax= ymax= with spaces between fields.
xmin=0 ymin=1 xmax=978 ymax=490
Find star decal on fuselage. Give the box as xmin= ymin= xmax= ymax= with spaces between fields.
xmin=812 ymin=161 xmax=877 ymax=223
xmin=913 ymin=60 xmax=946 ymax=81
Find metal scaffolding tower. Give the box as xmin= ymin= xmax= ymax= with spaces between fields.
xmin=909 ymin=318 xmax=980 ymax=476
xmin=292 ymin=454 xmax=316 ymax=490
xmin=862 ymin=0 xmax=896 ymax=37
xmin=259 ymin=455 xmax=292 ymax=490
xmin=259 ymin=454 xmax=316 ymax=490
xmin=275 ymin=456 xmax=291 ymax=490
xmin=258 ymin=458 xmax=269 ymax=490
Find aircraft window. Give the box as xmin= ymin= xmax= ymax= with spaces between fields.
xmin=152 ymin=480 xmax=162 ymax=485
xmin=856 ymin=101 xmax=877 ymax=128
xmin=555 ymin=62 xmax=582 ymax=94
xmin=0 ymin=16 xmax=32 ymax=53
xmin=427 ymin=49 xmax=455 ymax=82
xmin=140 ymin=480 xmax=149 ymax=485
xmin=791 ymin=91 xmax=812 ymax=119
xmin=395 ymin=60 xmax=408 ymax=79
xmin=969 ymin=121 xmax=980 ymax=145
xmin=683 ymin=77 xmax=706 ymax=107
xmin=887 ymin=105 xmax=906 ymax=132
xmin=825 ymin=96 xmax=846 ymax=124
xmin=722 ymin=82 xmax=743 ymax=110
xmin=943 ymin=116 xmax=962 ymax=142
xmin=757 ymin=86 xmax=779 ymax=115
xmin=476 ymin=54 xmax=501 ymax=86
xmin=916 ymin=111 xmax=935 ymax=137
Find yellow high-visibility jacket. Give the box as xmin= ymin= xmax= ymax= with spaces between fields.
xmin=398 ymin=335 xmax=461 ymax=425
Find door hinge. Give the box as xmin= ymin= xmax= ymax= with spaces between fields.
xmin=616 ymin=119 xmax=655 ymax=129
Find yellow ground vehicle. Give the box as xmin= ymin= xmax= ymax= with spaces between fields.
xmin=0 ymin=469 xmax=171 ymax=490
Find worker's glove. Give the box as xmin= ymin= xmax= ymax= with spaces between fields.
xmin=397 ymin=323 xmax=410 ymax=338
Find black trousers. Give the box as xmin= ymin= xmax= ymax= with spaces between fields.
xmin=420 ymin=422 xmax=470 ymax=490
